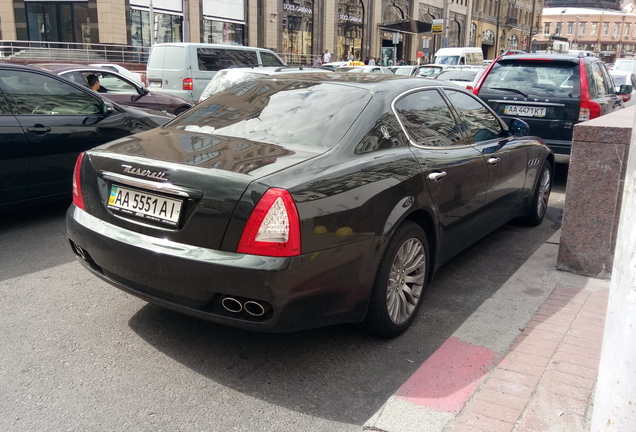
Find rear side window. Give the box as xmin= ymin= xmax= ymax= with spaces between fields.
xmin=197 ymin=48 xmax=258 ymax=71
xmin=260 ymin=52 xmax=284 ymax=66
xmin=586 ymin=62 xmax=613 ymax=98
xmin=444 ymin=89 xmax=502 ymax=143
xmin=394 ymin=89 xmax=465 ymax=147
xmin=0 ymin=70 xmax=101 ymax=115
xmin=481 ymin=61 xmax=580 ymax=98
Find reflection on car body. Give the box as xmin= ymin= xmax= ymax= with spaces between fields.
xmin=67 ymin=73 xmax=554 ymax=338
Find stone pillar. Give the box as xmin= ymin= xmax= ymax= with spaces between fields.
xmin=591 ymin=108 xmax=636 ymax=431
xmin=556 ymin=106 xmax=635 ymax=278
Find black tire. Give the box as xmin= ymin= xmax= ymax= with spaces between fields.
xmin=364 ymin=221 xmax=429 ymax=338
xmin=524 ymin=160 xmax=552 ymax=226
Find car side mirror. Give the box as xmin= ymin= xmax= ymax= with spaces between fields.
xmin=618 ymin=84 xmax=633 ymax=95
xmin=509 ymin=118 xmax=529 ymax=137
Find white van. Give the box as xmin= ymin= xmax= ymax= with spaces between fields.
xmin=433 ymin=47 xmax=484 ymax=66
xmin=146 ymin=43 xmax=286 ymax=103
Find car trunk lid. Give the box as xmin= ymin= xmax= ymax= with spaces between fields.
xmin=78 ymin=129 xmax=325 ymax=251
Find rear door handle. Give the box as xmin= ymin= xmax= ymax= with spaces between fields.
xmin=427 ymin=171 xmax=447 ymax=182
xmin=487 ymin=157 xmax=500 ymax=165
xmin=26 ymin=125 xmax=52 ymax=135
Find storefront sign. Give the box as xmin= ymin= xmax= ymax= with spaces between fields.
xmin=339 ymin=14 xmax=362 ymax=23
xmin=283 ymin=3 xmax=312 ymax=14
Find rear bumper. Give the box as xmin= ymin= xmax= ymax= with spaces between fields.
xmin=66 ymin=205 xmax=375 ymax=332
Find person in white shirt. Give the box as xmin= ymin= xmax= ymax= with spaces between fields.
xmin=323 ymin=50 xmax=331 ymax=63
xmin=368 ymin=57 xmax=376 ymax=65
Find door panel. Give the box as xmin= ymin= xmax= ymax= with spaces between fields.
xmin=445 ymin=89 xmax=528 ymax=225
xmin=394 ymin=89 xmax=489 ymax=263
xmin=0 ymin=69 xmax=129 ymax=201
xmin=0 ymin=91 xmax=29 ymax=206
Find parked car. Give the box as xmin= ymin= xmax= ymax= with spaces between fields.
xmin=198 ymin=66 xmax=328 ymax=103
xmin=610 ymin=58 xmax=636 ymax=74
xmin=146 ymin=43 xmax=286 ymax=103
xmin=34 ymin=65 xmax=194 ymax=115
xmin=609 ymin=70 xmax=636 ymax=107
xmin=89 ymin=63 xmax=144 ymax=85
xmin=0 ymin=63 xmax=173 ymax=210
xmin=472 ymin=52 xmax=632 ymax=163
xmin=388 ymin=65 xmax=420 ymax=75
xmin=67 ymin=73 xmax=553 ymax=338
xmin=434 ymin=68 xmax=485 ymax=89
xmin=334 ymin=65 xmax=393 ymax=74
xmin=319 ymin=61 xmax=349 ymax=71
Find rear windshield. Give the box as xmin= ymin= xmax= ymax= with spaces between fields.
xmin=615 ymin=61 xmax=636 ymax=72
xmin=169 ymin=79 xmax=372 ymax=148
xmin=435 ymin=69 xmax=479 ymax=82
xmin=481 ymin=61 xmax=580 ymax=98
xmin=200 ymin=70 xmax=269 ymax=101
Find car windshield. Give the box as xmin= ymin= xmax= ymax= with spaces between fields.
xmin=481 ymin=61 xmax=580 ymax=98
xmin=170 ymin=79 xmax=372 ymax=148
xmin=434 ymin=55 xmax=460 ymax=65
xmin=200 ymin=70 xmax=269 ymax=101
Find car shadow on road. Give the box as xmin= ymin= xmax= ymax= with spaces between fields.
xmin=125 ymin=205 xmax=563 ymax=425
xmin=0 ymin=200 xmax=75 ymax=282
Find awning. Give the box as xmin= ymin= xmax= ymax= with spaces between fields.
xmin=377 ymin=20 xmax=432 ymax=35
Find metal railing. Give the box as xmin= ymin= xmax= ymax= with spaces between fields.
xmin=0 ymin=40 xmax=150 ymax=64
xmin=278 ymin=53 xmax=315 ymax=66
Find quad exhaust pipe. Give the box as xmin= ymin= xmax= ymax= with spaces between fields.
xmin=221 ymin=296 xmax=272 ymax=317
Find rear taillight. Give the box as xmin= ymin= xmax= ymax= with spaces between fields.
xmin=237 ymin=188 xmax=301 ymax=257
xmin=72 ymin=152 xmax=85 ymax=210
xmin=183 ymin=78 xmax=193 ymax=90
xmin=471 ymin=57 xmax=498 ymax=95
xmin=578 ymin=59 xmax=601 ymax=121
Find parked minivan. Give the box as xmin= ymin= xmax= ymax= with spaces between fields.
xmin=473 ymin=52 xmax=632 ymax=163
xmin=433 ymin=47 xmax=484 ymax=66
xmin=146 ymin=43 xmax=286 ymax=103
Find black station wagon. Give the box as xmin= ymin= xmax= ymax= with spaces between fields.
xmin=473 ymin=52 xmax=632 ymax=163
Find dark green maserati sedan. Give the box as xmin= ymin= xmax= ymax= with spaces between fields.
xmin=67 ymin=73 xmax=553 ymax=338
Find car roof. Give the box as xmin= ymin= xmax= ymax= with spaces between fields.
xmin=256 ymin=72 xmax=445 ymax=93
xmin=217 ymin=66 xmax=324 ymax=75
xmin=497 ymin=53 xmax=595 ymax=64
xmin=31 ymin=64 xmax=117 ymax=75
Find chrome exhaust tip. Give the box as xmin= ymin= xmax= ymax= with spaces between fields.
xmin=221 ymin=297 xmax=243 ymax=313
xmin=243 ymin=300 xmax=272 ymax=317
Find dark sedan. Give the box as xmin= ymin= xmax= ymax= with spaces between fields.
xmin=35 ymin=65 xmax=194 ymax=115
xmin=67 ymin=74 xmax=554 ymax=338
xmin=0 ymin=63 xmax=173 ymax=210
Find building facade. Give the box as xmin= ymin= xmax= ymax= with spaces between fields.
xmin=535 ymin=6 xmax=636 ymax=62
xmin=0 ymin=0 xmax=541 ymax=63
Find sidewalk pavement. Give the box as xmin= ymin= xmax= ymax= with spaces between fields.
xmin=364 ymin=230 xmax=609 ymax=432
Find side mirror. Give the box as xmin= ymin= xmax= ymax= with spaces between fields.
xmin=509 ymin=118 xmax=529 ymax=137
xmin=618 ymin=84 xmax=633 ymax=95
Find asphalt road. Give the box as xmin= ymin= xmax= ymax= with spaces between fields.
xmin=0 ymin=164 xmax=567 ymax=432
